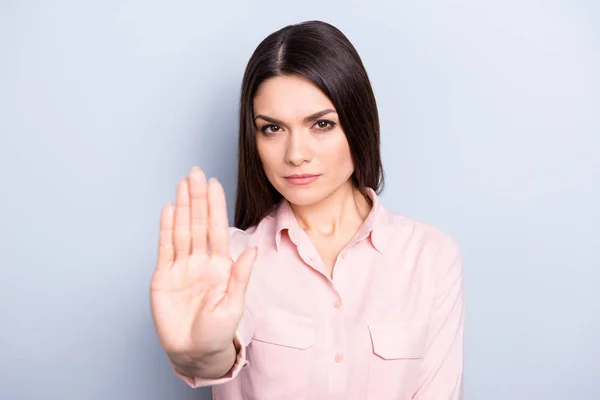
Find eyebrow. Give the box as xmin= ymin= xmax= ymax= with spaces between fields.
xmin=254 ymin=108 xmax=337 ymax=125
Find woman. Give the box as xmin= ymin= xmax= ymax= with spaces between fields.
xmin=150 ymin=20 xmax=464 ymax=400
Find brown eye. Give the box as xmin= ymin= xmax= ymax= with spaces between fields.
xmin=314 ymin=120 xmax=336 ymax=131
xmin=260 ymin=125 xmax=281 ymax=134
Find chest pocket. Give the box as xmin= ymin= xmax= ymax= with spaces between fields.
xmin=246 ymin=308 xmax=316 ymax=399
xmin=366 ymin=323 xmax=428 ymax=399
xmin=369 ymin=323 xmax=427 ymax=359
xmin=252 ymin=308 xmax=316 ymax=349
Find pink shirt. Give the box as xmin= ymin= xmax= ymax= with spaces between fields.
xmin=173 ymin=188 xmax=465 ymax=400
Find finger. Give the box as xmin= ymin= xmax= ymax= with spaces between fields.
xmin=189 ymin=167 xmax=208 ymax=255
xmin=173 ymin=178 xmax=191 ymax=259
xmin=227 ymin=247 xmax=257 ymax=309
xmin=207 ymin=178 xmax=230 ymax=257
xmin=156 ymin=202 xmax=175 ymax=270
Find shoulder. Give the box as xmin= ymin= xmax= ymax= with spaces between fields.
xmin=379 ymin=207 xmax=462 ymax=272
xmin=382 ymin=206 xmax=458 ymax=248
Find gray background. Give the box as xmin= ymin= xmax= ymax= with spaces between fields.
xmin=1 ymin=1 xmax=598 ymax=399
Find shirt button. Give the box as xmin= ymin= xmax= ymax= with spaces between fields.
xmin=334 ymin=299 xmax=342 ymax=309
xmin=335 ymin=353 xmax=344 ymax=363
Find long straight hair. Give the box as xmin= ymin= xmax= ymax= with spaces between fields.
xmin=234 ymin=20 xmax=384 ymax=230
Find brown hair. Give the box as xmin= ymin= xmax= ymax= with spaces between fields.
xmin=234 ymin=20 xmax=384 ymax=230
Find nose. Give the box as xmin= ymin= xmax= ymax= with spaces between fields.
xmin=284 ymin=130 xmax=312 ymax=166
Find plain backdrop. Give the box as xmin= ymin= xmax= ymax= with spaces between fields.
xmin=1 ymin=1 xmax=598 ymax=399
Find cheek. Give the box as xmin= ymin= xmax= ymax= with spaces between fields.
xmin=256 ymin=138 xmax=278 ymax=174
xmin=339 ymin=146 xmax=354 ymax=172
xmin=318 ymin=132 xmax=353 ymax=168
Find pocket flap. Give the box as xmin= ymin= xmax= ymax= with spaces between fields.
xmin=368 ymin=323 xmax=427 ymax=360
xmin=253 ymin=308 xmax=316 ymax=350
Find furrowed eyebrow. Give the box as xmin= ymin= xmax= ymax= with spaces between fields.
xmin=302 ymin=109 xmax=336 ymax=123
xmin=254 ymin=108 xmax=337 ymax=125
xmin=254 ymin=114 xmax=282 ymax=125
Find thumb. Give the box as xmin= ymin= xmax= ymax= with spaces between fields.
xmin=227 ymin=247 xmax=257 ymax=308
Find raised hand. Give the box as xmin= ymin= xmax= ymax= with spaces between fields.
xmin=150 ymin=167 xmax=256 ymax=360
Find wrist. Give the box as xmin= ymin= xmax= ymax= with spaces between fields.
xmin=168 ymin=341 xmax=236 ymax=376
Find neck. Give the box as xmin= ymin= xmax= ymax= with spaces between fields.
xmin=290 ymin=182 xmax=371 ymax=237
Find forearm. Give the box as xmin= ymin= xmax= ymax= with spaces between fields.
xmin=169 ymin=341 xmax=237 ymax=380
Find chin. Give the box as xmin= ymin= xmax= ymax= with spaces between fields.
xmin=277 ymin=186 xmax=326 ymax=207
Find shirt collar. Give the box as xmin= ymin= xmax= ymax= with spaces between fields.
xmin=273 ymin=187 xmax=391 ymax=255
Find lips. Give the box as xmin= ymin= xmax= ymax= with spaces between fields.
xmin=286 ymin=174 xmax=319 ymax=179
xmin=284 ymin=174 xmax=320 ymax=185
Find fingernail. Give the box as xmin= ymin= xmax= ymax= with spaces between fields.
xmin=191 ymin=167 xmax=201 ymax=181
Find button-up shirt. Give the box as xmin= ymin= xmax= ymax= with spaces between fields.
xmin=173 ymin=188 xmax=465 ymax=400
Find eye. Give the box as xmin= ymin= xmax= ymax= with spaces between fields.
xmin=313 ymin=120 xmax=336 ymax=131
xmin=260 ymin=124 xmax=282 ymax=134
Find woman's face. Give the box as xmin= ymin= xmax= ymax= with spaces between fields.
xmin=253 ymin=75 xmax=355 ymax=207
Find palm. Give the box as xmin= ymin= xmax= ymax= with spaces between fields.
xmin=150 ymin=168 xmax=256 ymax=357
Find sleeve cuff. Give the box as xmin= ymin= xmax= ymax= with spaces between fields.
xmin=171 ymin=332 xmax=249 ymax=388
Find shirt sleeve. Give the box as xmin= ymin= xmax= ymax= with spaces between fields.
xmin=171 ymin=332 xmax=247 ymax=388
xmin=171 ymin=309 xmax=254 ymax=388
xmin=412 ymin=237 xmax=465 ymax=399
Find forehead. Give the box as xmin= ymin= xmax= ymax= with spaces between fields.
xmin=253 ymin=75 xmax=336 ymax=118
